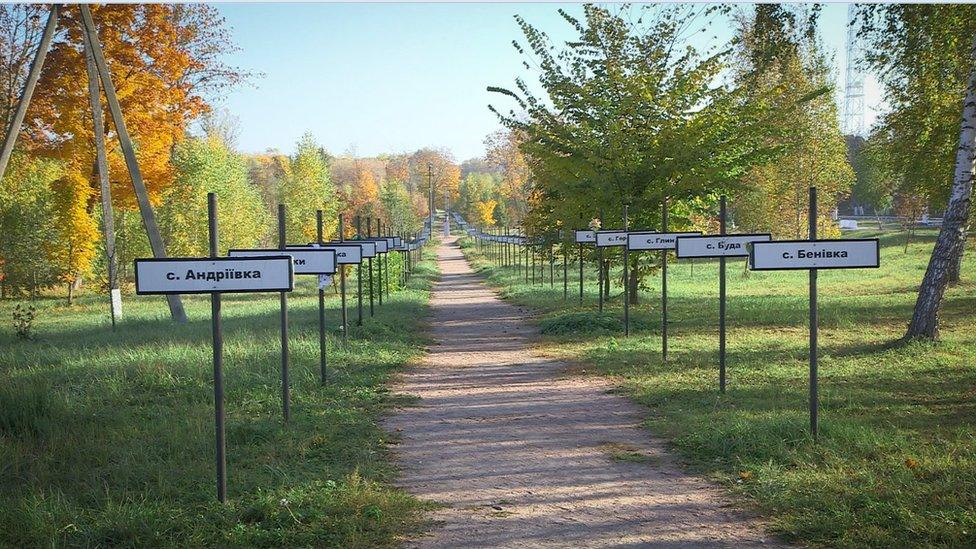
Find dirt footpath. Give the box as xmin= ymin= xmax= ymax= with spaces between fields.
xmin=385 ymin=236 xmax=782 ymax=548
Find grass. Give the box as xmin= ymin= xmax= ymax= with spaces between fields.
xmin=460 ymin=230 xmax=976 ymax=548
xmin=0 ymin=253 xmax=439 ymax=547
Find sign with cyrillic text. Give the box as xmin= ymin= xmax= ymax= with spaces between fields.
xmin=595 ymin=231 xmax=627 ymax=247
xmin=229 ymin=248 xmax=337 ymax=275
xmin=750 ymin=239 xmax=880 ymax=270
xmin=627 ymin=231 xmax=701 ymax=251
xmin=295 ymin=243 xmax=363 ymax=265
xmin=676 ymin=234 xmax=772 ymax=258
xmin=574 ymin=230 xmax=595 ymax=243
xmin=135 ymin=257 xmax=293 ymax=295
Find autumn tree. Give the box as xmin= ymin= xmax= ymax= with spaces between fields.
xmin=0 ymin=153 xmax=62 ymax=297
xmin=484 ymin=129 xmax=531 ymax=225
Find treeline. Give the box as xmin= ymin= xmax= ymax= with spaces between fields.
xmin=0 ymin=4 xmax=454 ymax=300
xmin=484 ymin=4 xmax=974 ymax=340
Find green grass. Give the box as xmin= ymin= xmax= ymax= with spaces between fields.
xmin=0 ymin=255 xmax=439 ymax=547
xmin=461 ymin=230 xmax=976 ymax=548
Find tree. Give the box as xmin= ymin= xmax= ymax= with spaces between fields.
xmin=857 ymin=5 xmax=976 ymax=339
xmin=476 ymin=199 xmax=498 ymax=227
xmin=484 ymin=130 xmax=532 ymax=224
xmin=159 ymin=136 xmax=266 ymax=256
xmin=0 ymin=153 xmax=61 ymax=297
xmin=281 ymin=132 xmax=339 ymax=242
xmin=732 ymin=5 xmax=854 ymax=240
xmin=489 ymin=4 xmax=793 ymax=297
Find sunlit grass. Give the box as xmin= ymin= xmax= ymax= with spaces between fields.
xmin=0 ymin=255 xmax=438 ymax=547
xmin=462 ymin=230 xmax=976 ymax=547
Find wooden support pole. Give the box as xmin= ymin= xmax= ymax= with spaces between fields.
xmin=0 ymin=5 xmax=59 ymax=181
xmin=80 ymin=5 xmax=187 ymax=322
xmin=82 ymin=23 xmax=121 ymax=328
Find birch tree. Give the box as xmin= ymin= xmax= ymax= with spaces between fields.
xmin=857 ymin=5 xmax=976 ymax=339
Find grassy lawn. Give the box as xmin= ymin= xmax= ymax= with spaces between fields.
xmin=460 ymin=230 xmax=976 ymax=547
xmin=0 ymin=253 xmax=438 ymax=547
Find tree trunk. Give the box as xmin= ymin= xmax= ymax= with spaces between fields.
xmin=905 ymin=34 xmax=976 ymax=341
xmin=948 ymin=247 xmax=963 ymax=285
xmin=602 ymin=260 xmax=610 ymax=299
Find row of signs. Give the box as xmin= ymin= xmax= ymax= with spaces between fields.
xmin=466 ymin=227 xmax=880 ymax=271
xmin=134 ymin=233 xmax=431 ymax=295
xmin=571 ymin=229 xmax=878 ymax=270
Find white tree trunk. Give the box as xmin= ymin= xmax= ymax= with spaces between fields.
xmin=905 ymin=34 xmax=976 ymax=340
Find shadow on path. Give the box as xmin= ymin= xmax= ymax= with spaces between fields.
xmin=385 ymin=236 xmax=784 ymax=548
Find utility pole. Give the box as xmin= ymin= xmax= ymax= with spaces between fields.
xmin=428 ymin=162 xmax=434 ymax=229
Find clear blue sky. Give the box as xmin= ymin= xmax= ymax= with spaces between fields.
xmin=215 ymin=3 xmax=880 ymax=162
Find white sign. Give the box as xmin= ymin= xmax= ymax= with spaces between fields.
xmin=365 ymin=238 xmax=388 ymax=253
xmin=574 ymin=230 xmax=595 ymax=243
xmin=595 ymin=230 xmax=627 ymax=247
xmin=135 ymin=257 xmax=293 ymax=295
xmin=627 ymin=232 xmax=701 ymax=251
xmin=229 ymin=248 xmax=337 ymax=275
xmin=675 ymin=234 xmax=772 ymax=258
xmin=294 ymin=243 xmax=362 ymax=265
xmin=750 ymin=239 xmax=880 ymax=270
xmin=354 ymin=241 xmax=377 ymax=258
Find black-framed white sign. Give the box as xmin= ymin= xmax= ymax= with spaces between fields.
xmin=627 ymin=231 xmax=701 ymax=251
xmin=229 ymin=248 xmax=337 ymax=275
xmin=750 ymin=239 xmax=880 ymax=270
xmin=352 ymin=241 xmax=377 ymax=258
xmin=595 ymin=230 xmax=627 ymax=247
xmin=675 ymin=234 xmax=772 ymax=258
xmin=362 ymin=238 xmax=388 ymax=254
xmin=295 ymin=243 xmax=363 ymax=265
xmin=574 ymin=230 xmax=596 ymax=243
xmin=135 ymin=257 xmax=294 ymax=295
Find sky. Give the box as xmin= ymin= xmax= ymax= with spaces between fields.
xmin=215 ymin=3 xmax=882 ymax=162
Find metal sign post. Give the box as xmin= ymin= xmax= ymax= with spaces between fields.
xmin=676 ymin=203 xmax=771 ymax=392
xmin=623 ymin=206 xmax=630 ymax=336
xmin=750 ymin=187 xmax=880 ymax=438
xmin=662 ymin=199 xmax=668 ymax=363
xmin=355 ymin=216 xmax=364 ymax=326
xmin=376 ymin=220 xmax=383 ymax=306
xmin=134 ymin=192 xmax=294 ymax=502
xmin=317 ymin=210 xmax=327 ymax=384
xmin=209 ymin=194 xmax=225 ymax=503
xmin=367 ymin=218 xmax=374 ymax=317
xmin=278 ymin=204 xmax=290 ymax=422
xmin=575 ymin=229 xmax=594 ymax=306
xmin=339 ymin=215 xmax=348 ymax=345
xmin=628 ymin=227 xmax=702 ymax=361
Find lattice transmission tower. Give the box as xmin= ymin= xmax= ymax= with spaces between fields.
xmin=843 ymin=3 xmax=866 ymax=137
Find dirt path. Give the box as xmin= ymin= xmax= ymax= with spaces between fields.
xmin=385 ymin=236 xmax=781 ymax=547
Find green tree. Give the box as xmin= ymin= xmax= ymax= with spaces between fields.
xmin=159 ymin=136 xmax=266 ymax=256
xmin=281 ymin=132 xmax=339 ymax=243
xmin=856 ymin=5 xmax=976 ymax=339
xmin=489 ymin=4 xmax=792 ymax=300
xmin=0 ymin=153 xmax=62 ymax=297
xmin=732 ymin=5 xmax=854 ymax=239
